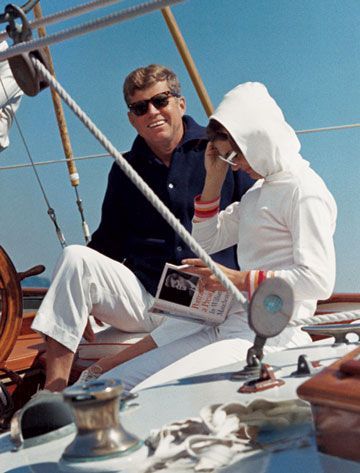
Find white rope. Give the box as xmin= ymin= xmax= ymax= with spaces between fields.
xmin=32 ymin=56 xmax=248 ymax=307
xmin=288 ymin=309 xmax=360 ymax=327
xmin=296 ymin=123 xmax=360 ymax=134
xmin=0 ymin=0 xmax=185 ymax=62
xmin=0 ymin=0 xmax=124 ymax=42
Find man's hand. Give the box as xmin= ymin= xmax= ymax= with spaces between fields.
xmin=181 ymin=258 xmax=248 ymax=292
xmin=83 ymin=316 xmax=105 ymax=342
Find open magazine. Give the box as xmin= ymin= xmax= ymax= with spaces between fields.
xmin=149 ymin=263 xmax=233 ymax=325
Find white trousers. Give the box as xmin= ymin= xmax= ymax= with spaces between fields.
xmin=32 ymin=245 xmax=162 ymax=352
xmin=32 ymin=245 xmax=310 ymax=392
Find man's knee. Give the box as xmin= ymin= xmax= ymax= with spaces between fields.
xmin=51 ymin=245 xmax=97 ymax=283
xmin=60 ymin=244 xmax=96 ymax=267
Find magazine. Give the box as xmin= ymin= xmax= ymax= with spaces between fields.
xmin=149 ymin=263 xmax=233 ymax=325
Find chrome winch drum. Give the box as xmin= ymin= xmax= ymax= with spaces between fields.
xmin=59 ymin=378 xmax=147 ymax=472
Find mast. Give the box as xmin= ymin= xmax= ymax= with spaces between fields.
xmin=33 ymin=2 xmax=90 ymax=243
xmin=161 ymin=6 xmax=214 ymax=117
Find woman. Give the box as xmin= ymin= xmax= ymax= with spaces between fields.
xmin=82 ymin=82 xmax=337 ymax=392
xmin=185 ymin=81 xmax=337 ymax=334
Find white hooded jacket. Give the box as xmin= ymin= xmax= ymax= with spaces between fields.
xmin=192 ymin=82 xmax=337 ymax=321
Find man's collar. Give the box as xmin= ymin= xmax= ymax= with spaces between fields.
xmin=181 ymin=115 xmax=207 ymax=143
xmin=129 ymin=115 xmax=207 ymax=158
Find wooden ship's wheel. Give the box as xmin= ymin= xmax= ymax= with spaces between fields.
xmin=0 ymin=246 xmax=45 ymax=367
xmin=0 ymin=247 xmax=46 ymax=425
xmin=0 ymin=246 xmax=23 ymax=366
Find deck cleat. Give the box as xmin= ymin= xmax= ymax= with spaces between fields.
xmin=291 ymin=354 xmax=322 ymax=377
xmin=238 ymin=363 xmax=285 ymax=393
xmin=59 ymin=378 xmax=147 ymax=472
xmin=301 ymin=323 xmax=360 ymax=345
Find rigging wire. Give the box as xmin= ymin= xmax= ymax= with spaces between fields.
xmin=0 ymin=0 xmax=185 ymax=62
xmin=0 ymin=0 xmax=124 ymax=42
xmin=0 ymin=121 xmax=358 ymax=173
xmin=0 ymin=77 xmax=66 ymax=248
xmin=20 ymin=0 xmax=40 ymax=15
xmin=296 ymin=123 xmax=360 ymax=134
xmin=33 ymin=2 xmax=90 ymax=244
xmin=0 ymin=153 xmax=112 ymax=171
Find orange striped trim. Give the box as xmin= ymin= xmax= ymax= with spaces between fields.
xmin=247 ymin=270 xmax=275 ymax=299
xmin=194 ymin=194 xmax=220 ymax=222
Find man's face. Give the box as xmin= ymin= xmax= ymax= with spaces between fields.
xmin=127 ymin=81 xmax=186 ymax=148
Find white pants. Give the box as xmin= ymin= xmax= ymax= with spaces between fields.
xmin=32 ymin=245 xmax=162 ymax=352
xmin=32 ymin=245 xmax=310 ymax=392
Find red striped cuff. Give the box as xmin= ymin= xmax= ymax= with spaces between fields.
xmin=246 ymin=270 xmax=275 ymax=299
xmin=194 ymin=194 xmax=220 ymax=222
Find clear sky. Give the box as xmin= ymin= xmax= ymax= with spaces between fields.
xmin=0 ymin=0 xmax=359 ymax=292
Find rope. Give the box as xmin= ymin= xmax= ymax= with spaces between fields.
xmin=32 ymin=56 xmax=248 ymax=307
xmin=0 ymin=0 xmax=124 ymax=42
xmin=288 ymin=309 xmax=360 ymax=327
xmin=0 ymin=0 xmax=185 ymax=62
xmin=0 ymin=76 xmax=66 ymax=248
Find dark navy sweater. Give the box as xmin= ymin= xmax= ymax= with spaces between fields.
xmin=89 ymin=116 xmax=254 ymax=295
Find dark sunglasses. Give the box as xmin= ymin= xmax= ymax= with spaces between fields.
xmin=128 ymin=91 xmax=181 ymax=116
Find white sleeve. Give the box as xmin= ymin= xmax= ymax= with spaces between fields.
xmin=274 ymin=187 xmax=337 ymax=300
xmin=192 ymin=202 xmax=241 ymax=254
xmin=0 ymin=42 xmax=23 ymax=151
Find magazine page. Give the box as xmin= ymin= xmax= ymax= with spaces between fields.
xmin=149 ymin=263 xmax=233 ymax=325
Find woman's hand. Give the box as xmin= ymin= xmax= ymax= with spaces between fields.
xmin=204 ymin=142 xmax=228 ymax=176
xmin=181 ymin=258 xmax=248 ymax=292
xmin=200 ymin=143 xmax=229 ymax=202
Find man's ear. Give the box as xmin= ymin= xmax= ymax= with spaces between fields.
xmin=179 ymin=96 xmax=186 ymax=116
xmin=128 ymin=110 xmax=135 ymax=127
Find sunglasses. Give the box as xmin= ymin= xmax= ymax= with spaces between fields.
xmin=128 ymin=91 xmax=181 ymax=116
xmin=218 ymin=150 xmax=238 ymax=166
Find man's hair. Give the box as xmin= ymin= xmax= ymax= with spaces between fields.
xmin=123 ymin=64 xmax=181 ymax=105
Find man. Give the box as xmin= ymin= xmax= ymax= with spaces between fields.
xmin=32 ymin=64 xmax=254 ymax=392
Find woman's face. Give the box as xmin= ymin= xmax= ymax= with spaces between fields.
xmin=213 ymin=134 xmax=263 ymax=180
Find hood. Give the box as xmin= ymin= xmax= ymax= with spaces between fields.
xmin=211 ymin=82 xmax=308 ymax=178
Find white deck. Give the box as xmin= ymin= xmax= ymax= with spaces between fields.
xmin=1 ymin=339 xmax=360 ymax=472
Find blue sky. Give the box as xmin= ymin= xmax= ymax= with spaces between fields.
xmin=0 ymin=0 xmax=359 ymax=292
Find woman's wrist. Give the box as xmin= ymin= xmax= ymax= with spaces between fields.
xmin=234 ymin=270 xmax=248 ymax=291
xmin=201 ymin=175 xmax=225 ymax=201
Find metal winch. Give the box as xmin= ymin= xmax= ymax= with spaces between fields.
xmin=60 ymin=378 xmax=147 ymax=472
